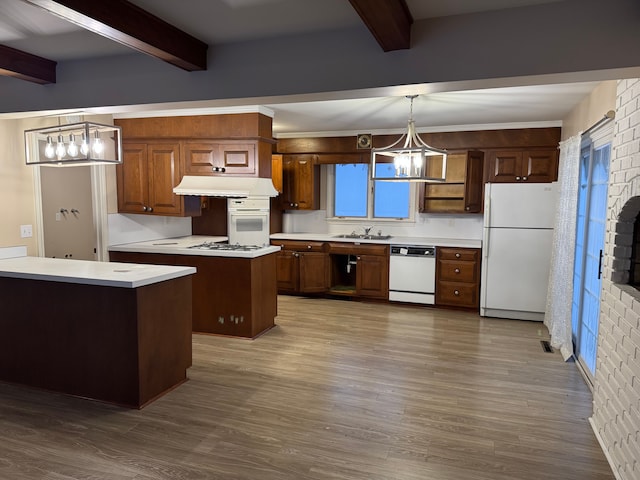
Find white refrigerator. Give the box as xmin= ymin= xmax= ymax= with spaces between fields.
xmin=480 ymin=182 xmax=558 ymax=321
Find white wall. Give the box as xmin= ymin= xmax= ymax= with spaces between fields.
xmin=0 ymin=119 xmax=37 ymax=254
xmin=283 ymin=209 xmax=483 ymax=240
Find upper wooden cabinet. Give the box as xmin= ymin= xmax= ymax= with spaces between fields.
xmin=117 ymin=141 xmax=200 ymax=217
xmin=282 ymin=154 xmax=320 ymax=210
xmin=419 ymin=150 xmax=484 ymax=213
xmin=486 ymin=148 xmax=558 ymax=183
xmin=183 ymin=141 xmax=257 ymax=176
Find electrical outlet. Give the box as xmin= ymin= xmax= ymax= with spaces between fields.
xmin=20 ymin=224 xmax=33 ymax=238
xmin=56 ymin=212 xmax=61 ymax=221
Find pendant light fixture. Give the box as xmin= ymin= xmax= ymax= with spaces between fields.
xmin=24 ymin=121 xmax=122 ymax=167
xmin=371 ymin=95 xmax=447 ymax=182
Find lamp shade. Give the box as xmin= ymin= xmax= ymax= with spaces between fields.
xmin=24 ymin=122 xmax=122 ymax=167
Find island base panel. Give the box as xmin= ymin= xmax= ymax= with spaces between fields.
xmin=0 ymin=276 xmax=192 ymax=408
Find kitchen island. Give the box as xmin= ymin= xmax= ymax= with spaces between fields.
xmin=0 ymin=248 xmax=196 ymax=408
xmin=109 ymin=236 xmax=280 ymax=338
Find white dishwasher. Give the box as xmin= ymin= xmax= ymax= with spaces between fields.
xmin=389 ymin=245 xmax=436 ymax=305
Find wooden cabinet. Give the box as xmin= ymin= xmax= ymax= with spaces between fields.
xmin=435 ymin=247 xmax=481 ymax=309
xmin=355 ymin=253 xmax=389 ymax=298
xmin=328 ymin=242 xmax=389 ymax=299
xmin=282 ymin=154 xmax=320 ymax=210
xmin=183 ymin=140 xmax=257 ymax=176
xmin=272 ymin=240 xmax=329 ymax=294
xmin=117 ymin=141 xmax=200 ymax=216
xmin=109 ymin=250 xmax=277 ymax=339
xmin=420 ymin=150 xmax=484 ymax=213
xmin=486 ymin=148 xmax=558 ymax=183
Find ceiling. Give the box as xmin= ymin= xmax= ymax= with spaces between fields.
xmin=0 ymin=0 xmax=601 ymax=136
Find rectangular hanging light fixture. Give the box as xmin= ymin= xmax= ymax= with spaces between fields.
xmin=371 ymin=95 xmax=447 ymax=182
xmin=24 ymin=122 xmax=122 ymax=167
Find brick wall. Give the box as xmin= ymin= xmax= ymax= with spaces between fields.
xmin=592 ymin=78 xmax=640 ymax=480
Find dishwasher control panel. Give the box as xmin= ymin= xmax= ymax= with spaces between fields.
xmin=390 ymin=245 xmax=435 ymax=257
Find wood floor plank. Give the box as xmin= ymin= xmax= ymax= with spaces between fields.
xmin=0 ymin=295 xmax=613 ymax=479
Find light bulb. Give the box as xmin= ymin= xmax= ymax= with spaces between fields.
xmin=55 ymin=134 xmax=66 ymax=159
xmin=91 ymin=130 xmax=104 ymax=156
xmin=44 ymin=136 xmax=55 ymax=159
xmin=67 ymin=134 xmax=79 ymax=157
xmin=80 ymin=132 xmax=89 ymax=156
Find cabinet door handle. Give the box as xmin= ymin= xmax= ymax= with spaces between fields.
xmin=307 ymin=245 xmax=312 ymax=249
xmin=455 ymin=253 xmax=461 ymax=258
xmin=356 ymin=256 xmax=361 ymax=261
xmin=522 ymin=176 xmax=528 ymax=181
xmin=454 ymin=268 xmax=460 ymax=273
xmin=516 ymin=176 xmax=521 ymax=181
xmin=212 ymin=166 xmax=227 ymax=173
xmin=454 ymin=290 xmax=460 ymax=296
xmin=465 ymin=206 xmax=470 ymax=211
xmin=293 ymin=253 xmax=299 ymax=258
xmin=148 ymin=207 xmax=153 ymax=212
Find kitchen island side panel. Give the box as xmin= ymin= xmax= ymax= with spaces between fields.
xmin=0 ymin=275 xmax=192 ymax=408
xmin=109 ymin=251 xmax=277 ymax=338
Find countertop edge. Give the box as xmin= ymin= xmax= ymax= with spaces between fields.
xmin=269 ymin=233 xmax=482 ymax=249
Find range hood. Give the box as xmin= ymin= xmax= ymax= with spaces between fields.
xmin=173 ymin=176 xmax=278 ymax=197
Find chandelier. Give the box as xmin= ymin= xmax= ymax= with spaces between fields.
xmin=371 ymin=95 xmax=447 ymax=182
xmin=24 ymin=122 xmax=122 ymax=167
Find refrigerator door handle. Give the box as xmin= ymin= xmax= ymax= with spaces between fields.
xmin=483 ymin=190 xmax=491 ymax=258
xmin=483 ymin=228 xmax=490 ymax=258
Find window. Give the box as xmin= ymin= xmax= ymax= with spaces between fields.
xmin=333 ymin=163 xmax=412 ymax=219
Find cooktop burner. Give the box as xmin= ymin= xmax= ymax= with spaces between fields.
xmin=187 ymin=241 xmax=264 ymax=251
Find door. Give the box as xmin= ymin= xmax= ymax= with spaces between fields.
xmin=485 ymin=182 xmax=557 ymax=229
xmin=147 ymin=142 xmax=182 ymax=215
xmin=571 ymin=136 xmax=611 ymax=381
xmin=482 ymin=227 xmax=554 ymax=313
xmin=356 ymin=254 xmax=388 ymax=298
xmin=40 ymin=166 xmax=97 ymax=260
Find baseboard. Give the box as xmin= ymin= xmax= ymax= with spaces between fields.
xmin=589 ymin=417 xmax=623 ymax=480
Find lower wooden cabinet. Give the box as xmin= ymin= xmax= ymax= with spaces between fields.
xmin=436 ymin=247 xmax=481 ymax=309
xmin=273 ymin=241 xmax=389 ymax=300
xmin=273 ymin=240 xmax=329 ymax=294
xmin=327 ymin=242 xmax=389 ymax=300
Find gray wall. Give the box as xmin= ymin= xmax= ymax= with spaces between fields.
xmin=1 ymin=0 xmax=640 ymax=114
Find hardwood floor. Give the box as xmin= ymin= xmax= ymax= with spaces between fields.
xmin=0 ymin=296 xmax=613 ymax=479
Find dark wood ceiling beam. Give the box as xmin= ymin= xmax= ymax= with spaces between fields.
xmin=0 ymin=44 xmax=57 ymax=84
xmin=21 ymin=0 xmax=208 ymax=71
xmin=348 ymin=0 xmax=413 ymax=51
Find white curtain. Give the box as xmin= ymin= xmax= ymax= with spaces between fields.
xmin=544 ymin=134 xmax=582 ymax=361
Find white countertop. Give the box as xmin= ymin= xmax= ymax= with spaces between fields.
xmin=0 ymin=256 xmax=196 ymax=288
xmin=270 ymin=233 xmax=482 ymax=249
xmin=109 ymin=235 xmax=281 ymax=258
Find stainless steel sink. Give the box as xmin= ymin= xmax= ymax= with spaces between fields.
xmin=333 ymin=234 xmax=392 ymax=240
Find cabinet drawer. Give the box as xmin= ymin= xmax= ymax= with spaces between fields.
xmin=436 ymin=281 xmax=478 ymax=308
xmin=438 ymin=247 xmax=479 ymax=262
xmin=272 ymin=240 xmax=327 ymax=252
xmin=437 ymin=259 xmax=478 ymax=283
xmin=328 ymin=242 xmax=388 ymax=256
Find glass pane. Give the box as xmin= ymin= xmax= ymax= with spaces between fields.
xmin=373 ymin=163 xmax=410 ymax=218
xmin=335 ymin=163 xmax=368 ymax=217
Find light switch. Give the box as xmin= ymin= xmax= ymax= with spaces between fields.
xmin=20 ymin=224 xmax=33 ymax=238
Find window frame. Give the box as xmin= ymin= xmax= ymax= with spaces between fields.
xmin=327 ymin=163 xmax=417 ymax=224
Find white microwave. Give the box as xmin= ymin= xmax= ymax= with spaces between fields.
xmin=227 ymin=197 xmax=271 ymax=246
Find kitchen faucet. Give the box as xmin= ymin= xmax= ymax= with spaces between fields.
xmin=364 ymin=226 xmax=374 ymax=235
